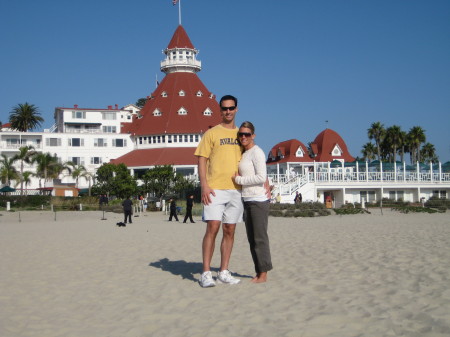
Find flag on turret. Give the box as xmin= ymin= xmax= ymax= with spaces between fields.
xmin=173 ymin=0 xmax=178 ymax=5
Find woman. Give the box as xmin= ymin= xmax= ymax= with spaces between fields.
xmin=233 ymin=121 xmax=272 ymax=283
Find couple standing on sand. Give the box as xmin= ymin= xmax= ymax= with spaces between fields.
xmin=195 ymin=95 xmax=272 ymax=288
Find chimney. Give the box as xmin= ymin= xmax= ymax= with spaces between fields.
xmin=74 ymin=104 xmax=78 ymax=108
xmin=115 ymin=104 xmax=118 ymax=109
xmin=108 ymin=105 xmax=112 ymax=110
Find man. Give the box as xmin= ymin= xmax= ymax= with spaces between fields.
xmin=168 ymin=198 xmax=179 ymax=222
xmin=183 ymin=194 xmax=195 ymax=223
xmin=122 ymin=197 xmax=133 ymax=224
xmin=195 ymin=95 xmax=243 ymax=288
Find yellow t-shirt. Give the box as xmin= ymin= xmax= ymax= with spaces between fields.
xmin=195 ymin=124 xmax=242 ymax=190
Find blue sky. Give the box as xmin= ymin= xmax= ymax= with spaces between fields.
xmin=1 ymin=0 xmax=449 ymax=161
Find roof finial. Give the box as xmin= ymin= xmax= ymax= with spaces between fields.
xmin=325 ymin=120 xmax=329 ymax=129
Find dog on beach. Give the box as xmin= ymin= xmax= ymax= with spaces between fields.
xmin=116 ymin=222 xmax=126 ymax=227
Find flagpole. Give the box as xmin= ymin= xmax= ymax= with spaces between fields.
xmin=178 ymin=0 xmax=182 ymax=25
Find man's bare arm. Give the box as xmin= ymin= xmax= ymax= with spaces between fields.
xmin=198 ymin=156 xmax=215 ymax=205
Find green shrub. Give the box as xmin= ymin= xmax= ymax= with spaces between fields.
xmin=425 ymin=197 xmax=450 ymax=209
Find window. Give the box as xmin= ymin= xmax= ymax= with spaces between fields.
xmin=196 ymin=91 xmax=203 ymax=97
xmin=69 ymin=138 xmax=84 ymax=147
xmin=102 ymin=126 xmax=117 ymax=133
xmin=153 ymin=109 xmax=162 ymax=116
xmin=46 ymin=138 xmax=61 ymax=146
xmin=178 ymin=90 xmax=185 ymax=96
xmin=70 ymin=157 xmax=84 ymax=165
xmin=6 ymin=138 xmax=22 ymax=146
xmin=112 ymin=139 xmax=127 ymax=147
xmin=203 ymin=108 xmax=212 ymax=116
xmin=178 ymin=107 xmax=187 ymax=115
xmin=94 ymin=138 xmax=107 ymax=147
xmin=295 ymin=147 xmax=304 ymax=157
xmin=91 ymin=157 xmax=102 ymax=164
xmin=332 ymin=145 xmax=343 ymax=156
xmin=102 ymin=112 xmax=116 ymax=120
xmin=161 ymin=91 xmax=168 ymax=97
xmin=190 ymin=135 xmax=194 ymax=142
xmin=72 ymin=111 xmax=86 ymax=119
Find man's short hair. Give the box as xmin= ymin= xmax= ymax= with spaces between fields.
xmin=219 ymin=95 xmax=238 ymax=107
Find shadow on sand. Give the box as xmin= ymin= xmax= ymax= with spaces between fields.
xmin=149 ymin=258 xmax=252 ymax=283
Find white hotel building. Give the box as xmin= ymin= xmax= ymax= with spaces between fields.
xmin=1 ymin=24 xmax=449 ymax=203
xmin=0 ymin=104 xmax=137 ymax=194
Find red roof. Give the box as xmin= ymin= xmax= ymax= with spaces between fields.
xmin=126 ymin=72 xmax=221 ymax=136
xmin=111 ymin=147 xmax=199 ymax=167
xmin=167 ymin=25 xmax=195 ymax=49
xmin=310 ymin=129 xmax=355 ymax=162
xmin=267 ymin=139 xmax=312 ymax=165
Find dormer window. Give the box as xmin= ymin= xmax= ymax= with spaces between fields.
xmin=295 ymin=147 xmax=304 ymax=157
xmin=277 ymin=149 xmax=284 ymax=159
xmin=203 ymin=108 xmax=213 ymax=116
xmin=178 ymin=90 xmax=185 ymax=97
xmin=196 ymin=91 xmax=203 ymax=97
xmin=153 ymin=108 xmax=162 ymax=116
xmin=331 ymin=144 xmax=343 ymax=156
xmin=161 ymin=91 xmax=168 ymax=97
xmin=178 ymin=107 xmax=188 ymax=115
xmin=209 ymin=93 xmax=214 ymax=99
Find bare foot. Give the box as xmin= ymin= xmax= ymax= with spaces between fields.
xmin=251 ymin=272 xmax=267 ymax=283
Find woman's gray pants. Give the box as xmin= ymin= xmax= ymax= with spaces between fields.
xmin=243 ymin=200 xmax=273 ymax=273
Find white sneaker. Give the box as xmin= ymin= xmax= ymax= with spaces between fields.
xmin=199 ymin=271 xmax=216 ymax=288
xmin=217 ymin=270 xmax=241 ymax=285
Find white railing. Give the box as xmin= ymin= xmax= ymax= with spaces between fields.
xmin=270 ymin=169 xmax=450 ymax=196
xmin=1 ymin=143 xmax=42 ymax=149
xmin=64 ymin=128 xmax=101 ymax=134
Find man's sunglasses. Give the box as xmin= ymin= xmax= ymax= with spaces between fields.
xmin=238 ymin=132 xmax=252 ymax=138
xmin=220 ymin=106 xmax=236 ymax=111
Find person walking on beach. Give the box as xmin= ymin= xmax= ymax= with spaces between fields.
xmin=195 ymin=94 xmax=243 ymax=288
xmin=233 ymin=121 xmax=272 ymax=283
xmin=122 ymin=197 xmax=133 ymax=224
xmin=168 ymin=199 xmax=179 ymax=221
xmin=183 ymin=194 xmax=195 ymax=223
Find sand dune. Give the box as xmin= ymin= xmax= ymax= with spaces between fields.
xmin=0 ymin=209 xmax=449 ymax=337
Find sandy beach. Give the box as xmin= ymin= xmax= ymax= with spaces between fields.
xmin=0 ymin=209 xmax=449 ymax=337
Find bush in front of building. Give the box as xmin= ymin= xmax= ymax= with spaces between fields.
xmin=0 ymin=195 xmax=51 ymax=210
xmin=269 ymin=201 xmax=329 ymax=217
xmin=425 ymin=197 xmax=450 ymax=210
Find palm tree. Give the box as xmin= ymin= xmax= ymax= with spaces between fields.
xmin=361 ymin=142 xmax=377 ymax=161
xmin=32 ymin=152 xmax=60 ymax=190
xmin=399 ymin=130 xmax=408 ymax=163
xmin=420 ymin=143 xmax=439 ymax=163
xmin=367 ymin=122 xmax=385 ymax=161
xmin=384 ymin=125 xmax=403 ymax=162
xmin=67 ymin=162 xmax=89 ymax=188
xmin=13 ymin=146 xmax=37 ymax=195
xmin=19 ymin=171 xmax=34 ymax=195
xmin=407 ymin=126 xmax=426 ymax=163
xmin=9 ymin=102 xmax=44 ymax=132
xmin=0 ymin=154 xmax=19 ymax=186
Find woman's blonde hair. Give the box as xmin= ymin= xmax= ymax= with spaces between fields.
xmin=239 ymin=121 xmax=255 ymax=134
